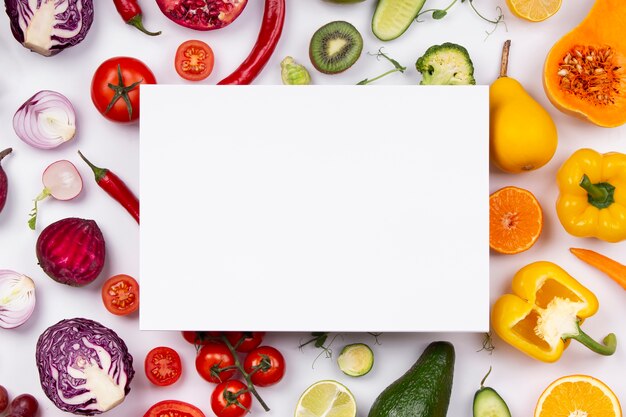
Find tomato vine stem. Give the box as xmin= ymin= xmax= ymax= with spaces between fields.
xmin=221 ymin=335 xmax=270 ymax=412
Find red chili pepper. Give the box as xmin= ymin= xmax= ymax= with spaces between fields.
xmin=218 ymin=0 xmax=286 ymax=85
xmin=78 ymin=151 xmax=140 ymax=224
xmin=113 ymin=0 xmax=161 ymax=36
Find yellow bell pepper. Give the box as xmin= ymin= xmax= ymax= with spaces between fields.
xmin=492 ymin=261 xmax=616 ymax=363
xmin=557 ymin=148 xmax=626 ymax=243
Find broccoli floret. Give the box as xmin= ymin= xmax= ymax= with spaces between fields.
xmin=415 ymin=43 xmax=476 ymax=85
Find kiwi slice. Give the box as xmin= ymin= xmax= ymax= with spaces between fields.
xmin=309 ymin=21 xmax=363 ymax=74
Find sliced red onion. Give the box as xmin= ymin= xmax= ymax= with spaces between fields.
xmin=29 ymin=160 xmax=83 ymax=230
xmin=13 ymin=91 xmax=77 ymax=150
xmin=0 ymin=270 xmax=36 ymax=329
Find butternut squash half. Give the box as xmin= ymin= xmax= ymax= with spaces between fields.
xmin=544 ymin=0 xmax=626 ymax=127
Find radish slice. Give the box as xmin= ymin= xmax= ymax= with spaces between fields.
xmin=43 ymin=160 xmax=83 ymax=200
xmin=29 ymin=160 xmax=83 ymax=230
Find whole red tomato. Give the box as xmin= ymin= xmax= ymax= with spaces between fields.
xmin=211 ymin=380 xmax=252 ymax=417
xmin=243 ymin=346 xmax=285 ymax=387
xmin=182 ymin=331 xmax=221 ymax=345
xmin=196 ymin=342 xmax=236 ymax=383
xmin=225 ymin=332 xmax=265 ymax=353
xmin=91 ymin=57 xmax=156 ymax=123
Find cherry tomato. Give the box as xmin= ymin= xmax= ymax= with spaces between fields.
xmin=196 ymin=342 xmax=236 ymax=383
xmin=91 ymin=56 xmax=156 ymax=123
xmin=211 ymin=380 xmax=252 ymax=417
xmin=175 ymin=40 xmax=215 ymax=81
xmin=243 ymin=346 xmax=286 ymax=387
xmin=144 ymin=346 xmax=182 ymax=386
xmin=8 ymin=394 xmax=38 ymax=417
xmin=101 ymin=274 xmax=139 ymax=316
xmin=182 ymin=331 xmax=222 ymax=345
xmin=143 ymin=400 xmax=205 ymax=417
xmin=225 ymin=332 xmax=265 ymax=353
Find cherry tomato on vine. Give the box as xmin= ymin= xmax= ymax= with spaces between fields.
xmin=91 ymin=56 xmax=156 ymax=123
xmin=243 ymin=346 xmax=285 ymax=387
xmin=143 ymin=400 xmax=204 ymax=417
xmin=182 ymin=331 xmax=221 ymax=345
xmin=175 ymin=40 xmax=215 ymax=81
xmin=101 ymin=274 xmax=139 ymax=316
xmin=225 ymin=332 xmax=265 ymax=352
xmin=196 ymin=342 xmax=236 ymax=383
xmin=144 ymin=346 xmax=182 ymax=386
xmin=211 ymin=380 xmax=252 ymax=417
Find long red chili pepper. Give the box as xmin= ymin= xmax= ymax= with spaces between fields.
xmin=113 ymin=0 xmax=161 ymax=36
xmin=218 ymin=0 xmax=286 ymax=85
xmin=78 ymin=151 xmax=140 ymax=224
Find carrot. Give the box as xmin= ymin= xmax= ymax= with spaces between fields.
xmin=570 ymin=248 xmax=626 ymax=290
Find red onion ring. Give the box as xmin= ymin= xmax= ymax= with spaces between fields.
xmin=13 ymin=90 xmax=77 ymax=150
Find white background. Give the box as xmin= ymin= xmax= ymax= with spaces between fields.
xmin=0 ymin=0 xmax=625 ymax=416
xmin=139 ymin=85 xmax=489 ymax=333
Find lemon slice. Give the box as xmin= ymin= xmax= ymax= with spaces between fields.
xmin=506 ymin=0 xmax=561 ymax=22
xmin=295 ymin=380 xmax=357 ymax=417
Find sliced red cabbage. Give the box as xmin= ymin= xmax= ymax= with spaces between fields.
xmin=4 ymin=0 xmax=94 ymax=56
xmin=36 ymin=318 xmax=134 ymax=415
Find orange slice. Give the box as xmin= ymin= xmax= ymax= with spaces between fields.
xmin=535 ymin=375 xmax=622 ymax=417
xmin=490 ymin=186 xmax=543 ymax=254
xmin=506 ymin=0 xmax=562 ymax=22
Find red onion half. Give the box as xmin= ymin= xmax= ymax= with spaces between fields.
xmin=0 ymin=270 xmax=36 ymax=329
xmin=13 ymin=91 xmax=77 ymax=150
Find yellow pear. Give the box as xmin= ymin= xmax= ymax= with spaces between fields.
xmin=490 ymin=40 xmax=558 ymax=173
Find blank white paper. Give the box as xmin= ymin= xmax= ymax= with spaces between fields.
xmin=139 ymin=85 xmax=489 ymax=332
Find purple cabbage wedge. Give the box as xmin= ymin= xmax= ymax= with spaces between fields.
xmin=36 ymin=318 xmax=134 ymax=415
xmin=4 ymin=0 xmax=94 ymax=56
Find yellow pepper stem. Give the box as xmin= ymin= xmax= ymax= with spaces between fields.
xmin=579 ymin=174 xmax=615 ymax=209
xmin=564 ymin=321 xmax=617 ymax=356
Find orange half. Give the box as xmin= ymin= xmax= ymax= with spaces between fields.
xmin=535 ymin=375 xmax=622 ymax=417
xmin=489 ymin=186 xmax=543 ymax=254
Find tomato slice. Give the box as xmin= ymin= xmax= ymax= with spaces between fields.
xmin=175 ymin=40 xmax=215 ymax=81
xmin=101 ymin=274 xmax=139 ymax=316
xmin=145 ymin=346 xmax=183 ymax=386
xmin=143 ymin=400 xmax=205 ymax=417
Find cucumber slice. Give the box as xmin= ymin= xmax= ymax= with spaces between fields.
xmin=372 ymin=0 xmax=427 ymax=41
xmin=337 ymin=343 xmax=374 ymax=377
xmin=473 ymin=368 xmax=511 ymax=417
xmin=473 ymin=387 xmax=512 ymax=417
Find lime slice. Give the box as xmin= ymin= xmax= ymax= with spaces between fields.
xmin=295 ymin=380 xmax=357 ymax=417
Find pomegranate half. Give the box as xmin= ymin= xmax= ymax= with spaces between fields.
xmin=155 ymin=0 xmax=248 ymax=31
xmin=36 ymin=218 xmax=106 ymax=287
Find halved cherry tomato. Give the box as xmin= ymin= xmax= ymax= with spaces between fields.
xmin=225 ymin=332 xmax=265 ymax=353
xmin=145 ymin=346 xmax=182 ymax=386
xmin=182 ymin=331 xmax=221 ymax=345
xmin=211 ymin=380 xmax=252 ymax=417
xmin=243 ymin=346 xmax=285 ymax=387
xmin=143 ymin=400 xmax=205 ymax=417
xmin=101 ymin=274 xmax=139 ymax=316
xmin=175 ymin=40 xmax=215 ymax=81
xmin=196 ymin=342 xmax=236 ymax=384
xmin=91 ymin=56 xmax=156 ymax=123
